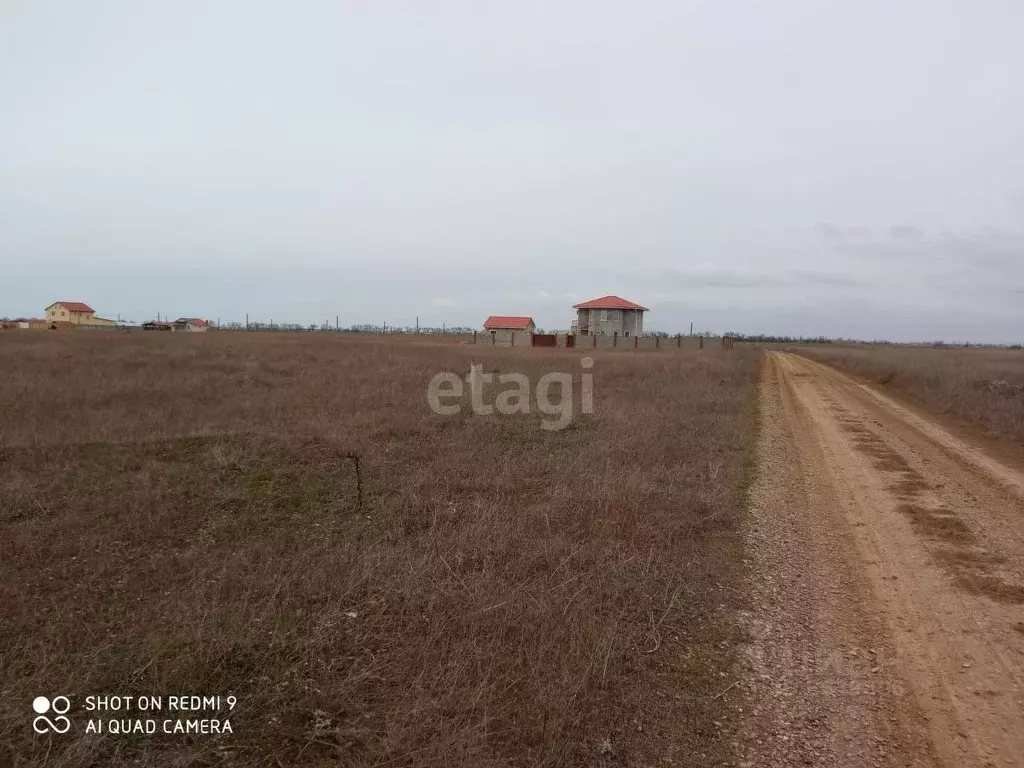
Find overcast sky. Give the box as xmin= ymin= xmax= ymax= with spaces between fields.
xmin=3 ymin=1 xmax=1023 ymax=341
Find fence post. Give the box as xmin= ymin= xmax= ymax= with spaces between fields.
xmin=677 ymin=334 xmax=681 ymax=348
xmin=613 ymin=332 xmax=618 ymax=347
xmin=473 ymin=330 xmax=477 ymax=344
xmin=634 ymin=335 xmax=638 ymax=348
xmin=699 ymin=335 xmax=704 ymax=350
xmin=655 ymin=336 xmax=660 ymax=349
xmin=593 ymin=334 xmax=597 ymax=348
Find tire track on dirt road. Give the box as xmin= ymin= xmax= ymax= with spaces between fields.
xmin=740 ymin=351 xmax=1024 ymax=767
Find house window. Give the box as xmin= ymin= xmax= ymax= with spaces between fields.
xmin=600 ymin=310 xmax=607 ymax=321
xmin=625 ymin=331 xmax=630 ymax=338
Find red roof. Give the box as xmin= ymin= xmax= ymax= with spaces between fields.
xmin=174 ymin=318 xmax=209 ymax=327
xmin=51 ymin=301 xmax=94 ymax=313
xmin=573 ymin=295 xmax=648 ymax=311
xmin=483 ymin=315 xmax=534 ymax=330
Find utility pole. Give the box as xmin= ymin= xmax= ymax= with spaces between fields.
xmin=416 ymin=316 xmax=419 ymax=334
xmin=689 ymin=321 xmax=693 ymax=336
xmin=246 ymin=313 xmax=249 ymax=330
xmin=336 ymin=314 xmax=339 ymax=331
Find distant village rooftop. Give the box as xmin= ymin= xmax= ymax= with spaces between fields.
xmin=48 ymin=301 xmax=95 ymax=313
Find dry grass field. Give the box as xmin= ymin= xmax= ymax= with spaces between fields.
xmin=0 ymin=332 xmax=759 ymax=767
xmin=797 ymin=345 xmax=1024 ymax=445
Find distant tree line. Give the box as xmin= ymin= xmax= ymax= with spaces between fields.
xmin=722 ymin=332 xmax=1021 ymax=348
xmin=215 ymin=321 xmax=477 ymax=334
xmin=347 ymin=324 xmax=475 ymax=334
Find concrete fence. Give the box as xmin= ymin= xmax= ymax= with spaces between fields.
xmin=472 ymin=331 xmax=736 ymax=350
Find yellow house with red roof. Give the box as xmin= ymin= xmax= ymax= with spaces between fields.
xmin=44 ymin=302 xmax=116 ymax=328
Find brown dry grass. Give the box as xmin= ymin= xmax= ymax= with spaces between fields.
xmin=796 ymin=345 xmax=1024 ymax=445
xmin=0 ymin=332 xmax=759 ymax=767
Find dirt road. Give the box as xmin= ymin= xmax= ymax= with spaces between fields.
xmin=739 ymin=351 xmax=1024 ymax=767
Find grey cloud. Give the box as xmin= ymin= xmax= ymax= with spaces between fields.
xmin=810 ymin=225 xmax=1024 ymax=317
xmin=813 ymin=223 xmax=873 ymax=242
xmin=787 ymin=269 xmax=861 ymax=287
xmin=889 ymin=225 xmax=924 ymax=241
xmin=927 ymin=230 xmax=1024 ymax=268
xmin=647 ymin=266 xmax=861 ymax=291
xmin=813 ymin=223 xmax=844 ymax=240
xmin=820 ymin=226 xmax=1024 ymax=269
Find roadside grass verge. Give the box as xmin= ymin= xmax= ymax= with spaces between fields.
xmin=795 ymin=345 xmax=1024 ymax=445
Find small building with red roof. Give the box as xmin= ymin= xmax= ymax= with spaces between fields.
xmin=172 ymin=317 xmax=210 ymax=333
xmin=482 ymin=315 xmax=535 ymax=344
xmin=572 ymin=295 xmax=648 ymax=337
xmin=483 ymin=316 xmax=535 ymax=332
